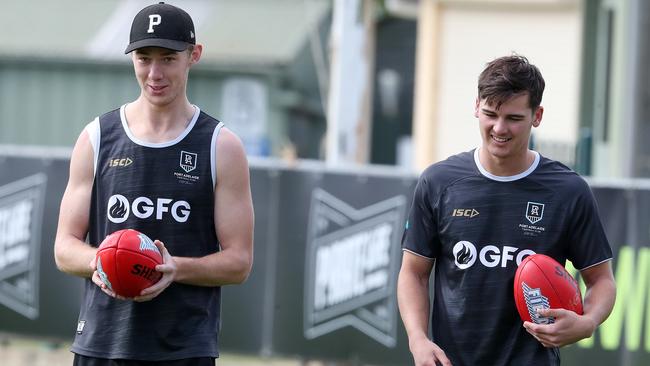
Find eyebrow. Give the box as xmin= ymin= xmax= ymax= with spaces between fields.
xmin=480 ymin=108 xmax=526 ymax=119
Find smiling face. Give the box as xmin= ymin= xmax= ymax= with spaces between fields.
xmin=474 ymin=92 xmax=543 ymax=175
xmin=132 ymin=46 xmax=200 ymax=108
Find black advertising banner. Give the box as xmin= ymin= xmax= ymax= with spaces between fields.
xmin=304 ymin=188 xmax=405 ymax=347
xmin=0 ymin=155 xmax=79 ymax=338
xmin=219 ymin=167 xmax=275 ymax=354
xmin=265 ymin=168 xmax=414 ymax=365
xmin=1 ymin=153 xmax=650 ymax=365
xmin=0 ymin=173 xmax=47 ymax=320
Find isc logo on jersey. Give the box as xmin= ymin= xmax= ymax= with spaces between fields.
xmin=107 ymin=194 xmax=190 ymax=223
xmin=453 ymin=241 xmax=535 ymax=269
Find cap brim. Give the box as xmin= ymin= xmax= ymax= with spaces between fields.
xmin=124 ymin=39 xmax=192 ymax=54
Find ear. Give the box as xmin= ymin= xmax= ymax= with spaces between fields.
xmin=532 ymin=106 xmax=544 ymax=127
xmin=189 ymin=44 xmax=203 ymax=65
xmin=474 ymin=97 xmax=480 ymax=118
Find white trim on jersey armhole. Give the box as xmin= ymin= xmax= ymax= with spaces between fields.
xmin=84 ymin=117 xmax=100 ymax=178
xmin=402 ymin=248 xmax=435 ymax=261
xmin=577 ymin=257 xmax=612 ymax=271
xmin=211 ymin=122 xmax=225 ymax=189
xmin=473 ymin=148 xmax=540 ymax=182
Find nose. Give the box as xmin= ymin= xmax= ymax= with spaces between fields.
xmin=148 ymin=61 xmax=163 ymax=80
xmin=492 ymin=117 xmax=508 ymax=135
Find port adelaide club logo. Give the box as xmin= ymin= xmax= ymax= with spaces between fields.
xmin=519 ymin=201 xmax=546 ymax=236
xmin=526 ymin=202 xmax=544 ymax=224
xmin=304 ymin=188 xmax=406 ymax=347
xmin=179 ymin=150 xmax=197 ymax=173
xmin=175 ymin=151 xmax=200 ymax=184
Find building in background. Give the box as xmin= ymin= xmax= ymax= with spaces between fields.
xmin=407 ymin=0 xmax=584 ymax=171
xmin=386 ymin=0 xmax=649 ymax=179
xmin=580 ymin=0 xmax=650 ymax=178
xmin=1 ymin=0 xmax=648 ymax=179
xmin=0 ymin=0 xmax=330 ymax=159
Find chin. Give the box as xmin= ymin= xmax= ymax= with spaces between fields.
xmin=486 ymin=145 xmax=512 ymax=159
xmin=145 ymin=95 xmax=173 ymax=107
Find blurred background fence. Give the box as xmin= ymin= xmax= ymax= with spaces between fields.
xmin=1 ymin=152 xmax=650 ymax=365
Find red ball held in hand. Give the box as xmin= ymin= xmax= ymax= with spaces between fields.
xmin=96 ymin=229 xmax=163 ymax=298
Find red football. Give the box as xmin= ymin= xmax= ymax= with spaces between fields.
xmin=513 ymin=254 xmax=583 ymax=324
xmin=96 ymin=229 xmax=163 ymax=298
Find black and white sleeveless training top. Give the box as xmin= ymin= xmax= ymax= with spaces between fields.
xmin=72 ymin=104 xmax=223 ymax=360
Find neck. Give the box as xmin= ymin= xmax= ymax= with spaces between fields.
xmin=478 ymin=148 xmax=536 ymax=177
xmin=124 ymin=98 xmax=196 ymax=143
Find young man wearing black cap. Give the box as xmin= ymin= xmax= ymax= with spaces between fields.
xmin=54 ymin=2 xmax=254 ymax=365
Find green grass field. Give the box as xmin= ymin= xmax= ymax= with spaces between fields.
xmin=0 ymin=332 xmax=310 ymax=366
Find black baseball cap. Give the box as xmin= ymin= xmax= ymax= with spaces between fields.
xmin=124 ymin=2 xmax=196 ymax=54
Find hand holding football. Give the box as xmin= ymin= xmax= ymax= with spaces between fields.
xmin=514 ymin=254 xmax=583 ymax=324
xmin=95 ymin=229 xmax=163 ymax=298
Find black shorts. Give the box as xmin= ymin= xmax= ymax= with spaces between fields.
xmin=73 ymin=354 xmax=216 ymax=366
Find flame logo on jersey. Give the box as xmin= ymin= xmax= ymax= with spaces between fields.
xmin=108 ymin=195 xmax=129 ymax=223
xmin=453 ymin=241 xmax=477 ymax=269
xmin=457 ymin=245 xmax=472 ymax=264
xmin=522 ymin=282 xmax=554 ymax=324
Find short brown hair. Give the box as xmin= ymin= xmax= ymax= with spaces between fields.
xmin=477 ymin=55 xmax=545 ymax=111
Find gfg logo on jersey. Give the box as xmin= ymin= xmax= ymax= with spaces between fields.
xmin=453 ymin=241 xmax=535 ymax=269
xmin=107 ymin=194 xmax=190 ymax=223
xmin=304 ymin=188 xmax=406 ymax=347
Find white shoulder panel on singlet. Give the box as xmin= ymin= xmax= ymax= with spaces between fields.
xmin=210 ymin=122 xmax=225 ymax=189
xmin=84 ymin=117 xmax=101 ymax=178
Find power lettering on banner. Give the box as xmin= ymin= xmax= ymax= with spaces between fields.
xmin=0 ymin=174 xmax=47 ymax=319
xmin=304 ymin=188 xmax=406 ymax=347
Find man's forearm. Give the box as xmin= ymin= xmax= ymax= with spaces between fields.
xmin=54 ymin=235 xmax=97 ymax=278
xmin=397 ymin=269 xmax=432 ymax=344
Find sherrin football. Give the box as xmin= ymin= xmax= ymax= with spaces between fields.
xmin=513 ymin=254 xmax=583 ymax=324
xmin=96 ymin=229 xmax=163 ymax=298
